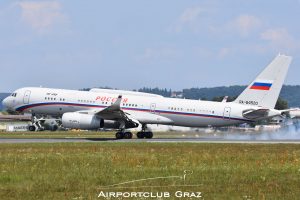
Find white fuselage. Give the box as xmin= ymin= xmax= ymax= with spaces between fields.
xmin=3 ymin=87 xmax=258 ymax=127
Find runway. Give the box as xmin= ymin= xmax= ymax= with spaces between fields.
xmin=1 ymin=137 xmax=300 ymax=144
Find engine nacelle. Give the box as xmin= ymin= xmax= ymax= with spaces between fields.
xmin=100 ymin=119 xmax=120 ymax=129
xmin=62 ymin=112 xmax=101 ymax=130
xmin=62 ymin=112 xmax=122 ymax=130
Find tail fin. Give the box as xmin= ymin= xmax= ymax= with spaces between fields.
xmin=234 ymin=54 xmax=292 ymax=109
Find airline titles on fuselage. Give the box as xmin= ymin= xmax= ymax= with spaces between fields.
xmin=95 ymin=96 xmax=128 ymax=103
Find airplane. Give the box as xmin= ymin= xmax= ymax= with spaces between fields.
xmin=2 ymin=54 xmax=292 ymax=139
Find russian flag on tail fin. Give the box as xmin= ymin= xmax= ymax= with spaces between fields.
xmin=250 ymin=82 xmax=272 ymax=90
xmin=234 ymin=54 xmax=292 ymax=109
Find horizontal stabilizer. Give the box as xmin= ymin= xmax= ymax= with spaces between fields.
xmin=242 ymin=108 xmax=281 ymax=120
xmin=242 ymin=109 xmax=269 ymax=119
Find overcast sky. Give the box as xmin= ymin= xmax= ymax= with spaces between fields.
xmin=0 ymin=0 xmax=300 ymax=92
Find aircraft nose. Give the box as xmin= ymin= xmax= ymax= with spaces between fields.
xmin=2 ymin=97 xmax=10 ymax=109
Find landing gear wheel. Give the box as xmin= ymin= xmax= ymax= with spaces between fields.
xmin=28 ymin=125 xmax=36 ymax=132
xmin=145 ymin=132 xmax=153 ymax=139
xmin=115 ymin=132 xmax=124 ymax=139
xmin=137 ymin=132 xmax=145 ymax=139
xmin=124 ymin=132 xmax=133 ymax=139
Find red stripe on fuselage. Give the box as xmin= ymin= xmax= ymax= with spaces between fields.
xmin=16 ymin=102 xmax=253 ymax=122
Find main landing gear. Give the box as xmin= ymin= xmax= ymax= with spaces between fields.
xmin=137 ymin=124 xmax=153 ymax=139
xmin=115 ymin=121 xmax=133 ymax=139
xmin=136 ymin=131 xmax=153 ymax=139
xmin=114 ymin=124 xmax=154 ymax=139
xmin=115 ymin=131 xmax=133 ymax=139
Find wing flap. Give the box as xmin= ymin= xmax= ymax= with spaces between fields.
xmin=125 ymin=110 xmax=173 ymax=125
xmin=76 ymin=95 xmax=173 ymax=127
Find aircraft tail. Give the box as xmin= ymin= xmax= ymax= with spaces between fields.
xmin=234 ymin=54 xmax=292 ymax=109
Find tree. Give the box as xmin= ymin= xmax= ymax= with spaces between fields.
xmin=211 ymin=96 xmax=237 ymax=102
xmin=211 ymin=96 xmax=224 ymax=102
xmin=275 ymin=97 xmax=288 ymax=110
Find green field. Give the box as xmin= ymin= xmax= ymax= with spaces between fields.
xmin=0 ymin=143 xmax=300 ymax=199
xmin=0 ymin=131 xmax=115 ymax=139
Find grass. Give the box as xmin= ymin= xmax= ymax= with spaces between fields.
xmin=0 ymin=143 xmax=300 ymax=199
xmin=0 ymin=131 xmax=115 ymax=139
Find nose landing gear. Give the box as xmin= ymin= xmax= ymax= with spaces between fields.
xmin=28 ymin=115 xmax=43 ymax=131
xmin=28 ymin=125 xmax=36 ymax=132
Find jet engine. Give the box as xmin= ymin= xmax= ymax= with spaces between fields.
xmin=62 ymin=112 xmax=120 ymax=130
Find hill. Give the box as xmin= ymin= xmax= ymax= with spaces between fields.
xmin=1 ymin=85 xmax=299 ymax=111
xmin=139 ymin=85 xmax=300 ymax=108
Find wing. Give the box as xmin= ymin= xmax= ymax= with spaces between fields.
xmin=94 ymin=95 xmax=139 ymax=128
xmin=78 ymin=95 xmax=173 ymax=127
xmin=75 ymin=95 xmax=124 ymax=119
xmin=125 ymin=110 xmax=173 ymax=125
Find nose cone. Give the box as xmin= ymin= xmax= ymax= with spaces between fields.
xmin=2 ymin=97 xmax=9 ymax=110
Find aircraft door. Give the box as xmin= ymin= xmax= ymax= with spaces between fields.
xmin=23 ymin=90 xmax=31 ymax=104
xmin=150 ymin=103 xmax=156 ymax=113
xmin=223 ymin=107 xmax=231 ymax=120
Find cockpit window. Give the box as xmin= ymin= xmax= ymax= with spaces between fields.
xmin=11 ymin=93 xmax=17 ymax=97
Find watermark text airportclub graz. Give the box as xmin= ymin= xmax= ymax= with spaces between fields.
xmin=98 ymin=191 xmax=202 ymax=198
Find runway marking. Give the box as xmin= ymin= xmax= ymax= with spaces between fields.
xmin=1 ymin=138 xmax=300 ymax=144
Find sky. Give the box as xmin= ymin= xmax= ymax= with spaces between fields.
xmin=0 ymin=0 xmax=300 ymax=92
